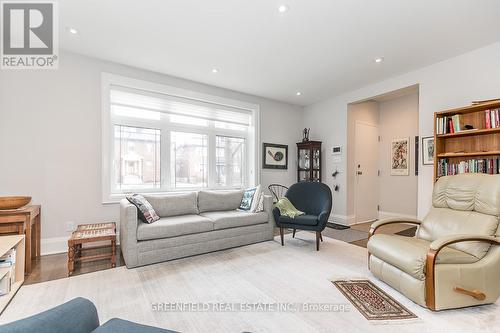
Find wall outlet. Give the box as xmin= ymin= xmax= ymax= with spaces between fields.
xmin=66 ymin=221 xmax=75 ymax=232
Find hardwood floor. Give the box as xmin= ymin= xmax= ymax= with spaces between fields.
xmin=25 ymin=222 xmax=415 ymax=285
xmin=25 ymin=246 xmax=125 ymax=285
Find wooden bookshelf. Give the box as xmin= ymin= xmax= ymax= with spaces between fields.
xmin=434 ymin=100 xmax=500 ymax=181
xmin=0 ymin=235 xmax=25 ymax=314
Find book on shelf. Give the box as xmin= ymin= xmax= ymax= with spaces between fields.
xmin=436 ymin=114 xmax=464 ymax=134
xmin=437 ymin=108 xmax=500 ymax=134
xmin=437 ymin=157 xmax=500 ymax=177
xmin=484 ymin=108 xmax=500 ymax=129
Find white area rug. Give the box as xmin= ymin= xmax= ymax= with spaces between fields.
xmin=1 ymin=233 xmax=499 ymax=333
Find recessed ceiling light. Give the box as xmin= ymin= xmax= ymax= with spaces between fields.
xmin=68 ymin=27 xmax=78 ymax=34
xmin=278 ymin=5 xmax=289 ymax=13
xmin=296 ymin=92 xmax=302 ymax=96
xmin=374 ymin=57 xmax=384 ymax=63
xmin=211 ymin=68 xmax=219 ymax=73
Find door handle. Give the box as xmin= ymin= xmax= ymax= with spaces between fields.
xmin=357 ymin=171 xmax=363 ymax=175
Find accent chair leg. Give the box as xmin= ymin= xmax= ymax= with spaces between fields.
xmin=280 ymin=227 xmax=284 ymax=246
xmin=292 ymin=229 xmax=296 ymax=238
xmin=316 ymin=232 xmax=320 ymax=251
xmin=319 ymin=232 xmax=323 ymax=242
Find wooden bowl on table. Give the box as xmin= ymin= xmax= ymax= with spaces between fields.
xmin=0 ymin=196 xmax=32 ymax=210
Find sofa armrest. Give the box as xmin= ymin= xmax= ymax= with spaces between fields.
xmin=429 ymin=234 xmax=500 ymax=251
xmin=425 ymin=234 xmax=500 ymax=310
xmin=120 ymin=199 xmax=139 ymax=268
xmin=263 ymin=194 xmax=275 ymax=225
xmin=369 ymin=217 xmax=422 ymax=238
xmin=0 ymin=297 xmax=99 ymax=333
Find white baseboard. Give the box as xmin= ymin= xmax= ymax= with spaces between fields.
xmin=378 ymin=211 xmax=417 ymax=220
xmin=41 ymin=234 xmax=121 ymax=256
xmin=329 ymin=214 xmax=356 ymax=226
xmin=41 ymin=236 xmax=69 ymax=255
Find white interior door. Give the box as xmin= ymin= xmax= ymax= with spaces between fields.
xmin=354 ymin=121 xmax=379 ymax=223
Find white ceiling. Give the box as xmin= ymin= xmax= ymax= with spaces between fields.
xmin=60 ymin=0 xmax=500 ymax=106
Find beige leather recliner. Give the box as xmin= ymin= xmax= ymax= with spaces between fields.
xmin=367 ymin=174 xmax=500 ymax=310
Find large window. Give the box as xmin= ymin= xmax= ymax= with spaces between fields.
xmin=102 ymin=74 xmax=259 ymax=200
xmin=170 ymin=132 xmax=208 ymax=188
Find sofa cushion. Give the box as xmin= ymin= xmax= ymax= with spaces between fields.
xmin=367 ymin=234 xmax=479 ymax=280
xmin=200 ymin=210 xmax=268 ymax=230
xmin=198 ymin=190 xmax=244 ymax=213
xmin=143 ymin=192 xmax=198 ymax=218
xmin=278 ymin=214 xmax=319 ymax=226
xmin=432 ymin=174 xmax=500 ymax=216
xmin=137 ymin=215 xmax=213 ymax=241
xmin=417 ymin=207 xmax=498 ymax=259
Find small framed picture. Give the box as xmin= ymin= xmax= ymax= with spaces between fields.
xmin=391 ymin=137 xmax=409 ymax=176
xmin=263 ymin=143 xmax=288 ymax=169
xmin=422 ymin=136 xmax=434 ymax=165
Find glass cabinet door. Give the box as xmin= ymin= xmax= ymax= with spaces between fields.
xmin=298 ymin=148 xmax=310 ymax=170
xmin=298 ymin=148 xmax=310 ymax=182
xmin=312 ymin=147 xmax=320 ymax=169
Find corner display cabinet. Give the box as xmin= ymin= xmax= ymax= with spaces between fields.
xmin=297 ymin=141 xmax=322 ymax=182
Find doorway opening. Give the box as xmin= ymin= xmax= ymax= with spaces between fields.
xmin=347 ymin=85 xmax=419 ymax=225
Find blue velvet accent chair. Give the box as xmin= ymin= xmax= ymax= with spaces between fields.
xmin=272 ymin=182 xmax=332 ymax=251
xmin=0 ymin=297 xmax=176 ymax=333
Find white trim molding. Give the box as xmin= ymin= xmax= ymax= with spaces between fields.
xmin=329 ymin=214 xmax=356 ymax=226
xmin=378 ymin=211 xmax=417 ymax=220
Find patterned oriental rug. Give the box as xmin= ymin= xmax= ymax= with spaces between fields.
xmin=332 ymin=279 xmax=418 ymax=322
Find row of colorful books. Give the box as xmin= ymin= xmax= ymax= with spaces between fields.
xmin=436 ymin=114 xmax=464 ymax=134
xmin=437 ymin=158 xmax=500 ymax=177
xmin=484 ymin=108 xmax=500 ymax=129
xmin=0 ymin=249 xmax=16 ymax=296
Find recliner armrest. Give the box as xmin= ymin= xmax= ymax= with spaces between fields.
xmin=429 ymin=234 xmax=500 ymax=251
xmin=425 ymin=234 xmax=500 ymax=310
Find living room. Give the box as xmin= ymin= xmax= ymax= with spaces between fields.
xmin=0 ymin=1 xmax=499 ymax=332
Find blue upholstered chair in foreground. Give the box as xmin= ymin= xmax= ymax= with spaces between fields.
xmin=0 ymin=297 xmax=176 ymax=333
xmin=273 ymin=182 xmax=332 ymax=251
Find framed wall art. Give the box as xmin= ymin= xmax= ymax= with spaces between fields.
xmin=262 ymin=143 xmax=288 ymax=169
xmin=422 ymin=136 xmax=435 ymax=165
xmin=391 ymin=137 xmax=409 ymax=176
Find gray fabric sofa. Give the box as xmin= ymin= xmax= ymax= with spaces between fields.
xmin=120 ymin=190 xmax=274 ymax=268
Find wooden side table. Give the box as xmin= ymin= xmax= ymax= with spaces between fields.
xmin=0 ymin=205 xmax=40 ymax=275
xmin=67 ymin=222 xmax=116 ymax=276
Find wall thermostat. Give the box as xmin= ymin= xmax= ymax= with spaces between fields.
xmin=332 ymin=146 xmax=342 ymax=155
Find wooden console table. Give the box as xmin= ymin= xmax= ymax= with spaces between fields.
xmin=0 ymin=205 xmax=41 ymax=275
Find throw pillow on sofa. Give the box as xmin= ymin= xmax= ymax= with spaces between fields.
xmin=126 ymin=194 xmax=160 ymax=223
xmin=239 ymin=185 xmax=261 ymax=212
xmin=254 ymin=193 xmax=264 ymax=212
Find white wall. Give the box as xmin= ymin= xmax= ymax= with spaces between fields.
xmin=303 ymin=41 xmax=500 ymax=224
xmin=0 ymin=52 xmax=303 ymax=254
xmin=378 ymin=93 xmax=419 ymax=217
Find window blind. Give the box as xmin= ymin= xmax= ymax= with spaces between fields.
xmin=110 ymin=85 xmax=252 ymax=126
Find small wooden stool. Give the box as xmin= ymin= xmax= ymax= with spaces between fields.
xmin=67 ymin=222 xmax=116 ymax=276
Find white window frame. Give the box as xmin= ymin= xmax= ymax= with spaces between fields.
xmin=101 ymin=73 xmax=260 ymax=203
